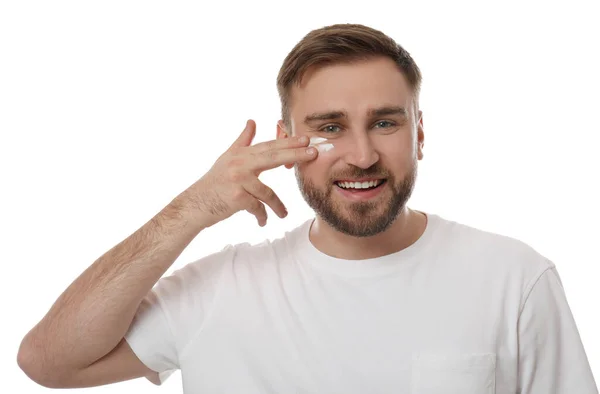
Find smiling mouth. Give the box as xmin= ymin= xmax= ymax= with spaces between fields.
xmin=334 ymin=179 xmax=387 ymax=191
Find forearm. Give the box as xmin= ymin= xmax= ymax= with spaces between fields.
xmin=19 ymin=197 xmax=204 ymax=376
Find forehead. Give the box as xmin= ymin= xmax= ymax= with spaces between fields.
xmin=290 ymin=57 xmax=413 ymax=119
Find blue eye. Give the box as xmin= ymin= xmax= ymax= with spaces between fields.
xmin=319 ymin=121 xmax=395 ymax=133
xmin=374 ymin=120 xmax=395 ymax=128
xmin=320 ymin=125 xmax=341 ymax=133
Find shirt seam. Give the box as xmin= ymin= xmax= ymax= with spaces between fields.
xmin=517 ymin=260 xmax=555 ymax=319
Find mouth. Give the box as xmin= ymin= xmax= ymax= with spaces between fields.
xmin=334 ymin=178 xmax=387 ymax=192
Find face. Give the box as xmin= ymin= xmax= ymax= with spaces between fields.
xmin=277 ymin=57 xmax=425 ymax=237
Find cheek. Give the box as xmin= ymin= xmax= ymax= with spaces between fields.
xmin=296 ymin=154 xmax=335 ymax=181
xmin=376 ymin=132 xmax=416 ymax=156
xmin=375 ymin=139 xmax=417 ymax=171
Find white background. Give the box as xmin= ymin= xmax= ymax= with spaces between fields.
xmin=1 ymin=0 xmax=598 ymax=392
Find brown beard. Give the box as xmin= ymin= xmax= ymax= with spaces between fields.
xmin=295 ymin=160 xmax=418 ymax=237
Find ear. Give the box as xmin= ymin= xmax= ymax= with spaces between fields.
xmin=277 ymin=120 xmax=295 ymax=169
xmin=276 ymin=119 xmax=289 ymax=140
xmin=416 ymin=110 xmax=425 ymax=160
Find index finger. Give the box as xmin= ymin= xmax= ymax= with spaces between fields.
xmin=251 ymin=135 xmax=310 ymax=153
xmin=253 ymin=146 xmax=318 ymax=172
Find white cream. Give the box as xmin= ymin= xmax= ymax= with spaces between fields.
xmin=316 ymin=143 xmax=334 ymax=152
xmin=309 ymin=137 xmax=334 ymax=153
xmin=309 ymin=137 xmax=327 ymax=144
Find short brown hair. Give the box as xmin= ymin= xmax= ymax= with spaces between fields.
xmin=276 ymin=23 xmax=423 ymax=129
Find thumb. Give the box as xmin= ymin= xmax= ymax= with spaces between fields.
xmin=230 ymin=119 xmax=256 ymax=149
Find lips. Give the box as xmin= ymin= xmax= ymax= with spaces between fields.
xmin=334 ymin=178 xmax=387 ymax=200
xmin=334 ymin=179 xmax=387 ymax=190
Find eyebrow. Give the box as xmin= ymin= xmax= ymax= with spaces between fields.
xmin=303 ymin=106 xmax=408 ymax=125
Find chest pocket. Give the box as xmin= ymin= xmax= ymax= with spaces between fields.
xmin=410 ymin=353 xmax=496 ymax=394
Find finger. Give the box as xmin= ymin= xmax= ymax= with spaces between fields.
xmin=251 ymin=135 xmax=310 ymax=153
xmin=245 ymin=197 xmax=268 ymax=227
xmin=253 ymin=146 xmax=318 ymax=172
xmin=244 ymin=180 xmax=287 ymax=219
xmin=230 ymin=120 xmax=257 ymax=149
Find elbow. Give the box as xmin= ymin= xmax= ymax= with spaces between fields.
xmin=17 ymin=337 xmax=66 ymax=388
xmin=17 ymin=342 xmax=44 ymax=386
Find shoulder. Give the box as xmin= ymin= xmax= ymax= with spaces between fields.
xmin=430 ymin=214 xmax=554 ymax=281
xmin=227 ymin=219 xmax=310 ymax=272
xmin=177 ymin=219 xmax=310 ymax=280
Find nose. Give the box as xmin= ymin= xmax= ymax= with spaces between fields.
xmin=343 ymin=132 xmax=379 ymax=169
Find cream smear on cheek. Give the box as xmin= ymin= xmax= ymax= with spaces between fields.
xmin=309 ymin=137 xmax=334 ymax=153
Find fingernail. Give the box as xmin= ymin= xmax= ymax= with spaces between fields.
xmin=299 ymin=136 xmax=308 ymax=144
xmin=306 ymin=148 xmax=316 ymax=155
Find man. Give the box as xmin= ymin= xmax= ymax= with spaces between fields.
xmin=17 ymin=23 xmax=597 ymax=393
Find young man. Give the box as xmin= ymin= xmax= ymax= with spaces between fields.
xmin=18 ymin=23 xmax=598 ymax=393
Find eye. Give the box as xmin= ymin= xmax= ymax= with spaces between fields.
xmin=374 ymin=120 xmax=396 ymax=128
xmin=320 ymin=124 xmax=341 ymax=133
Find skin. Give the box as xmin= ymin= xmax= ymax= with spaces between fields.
xmin=276 ymin=56 xmax=427 ymax=260
xmin=16 ymin=120 xmax=317 ymax=388
xmin=17 ymin=55 xmax=426 ymax=388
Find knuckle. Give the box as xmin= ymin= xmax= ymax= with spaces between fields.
xmin=265 ymin=140 xmax=278 ymax=151
xmin=228 ymin=169 xmax=245 ymax=183
xmin=231 ymin=188 xmax=246 ymax=202
xmin=248 ymin=152 xmax=260 ymax=167
xmin=254 ymin=181 xmax=267 ymax=194
xmin=262 ymin=186 xmax=276 ymax=200
xmin=266 ymin=150 xmax=279 ymax=162
xmin=291 ymin=148 xmax=302 ymax=160
xmin=228 ymin=156 xmax=245 ymax=169
xmin=252 ymin=199 xmax=263 ymax=212
xmin=298 ymin=147 xmax=310 ymax=158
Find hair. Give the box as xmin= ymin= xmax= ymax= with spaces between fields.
xmin=276 ymin=23 xmax=422 ymax=130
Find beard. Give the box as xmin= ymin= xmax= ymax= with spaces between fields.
xmin=295 ymin=160 xmax=418 ymax=238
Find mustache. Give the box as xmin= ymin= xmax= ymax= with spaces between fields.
xmin=330 ymin=165 xmax=390 ymax=180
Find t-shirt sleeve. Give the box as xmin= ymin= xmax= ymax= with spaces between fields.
xmin=124 ymin=244 xmax=234 ymax=385
xmin=517 ymin=266 xmax=598 ymax=393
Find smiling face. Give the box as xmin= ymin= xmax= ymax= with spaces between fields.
xmin=277 ymin=56 xmax=425 ymax=237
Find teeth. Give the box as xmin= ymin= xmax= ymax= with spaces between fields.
xmin=336 ymin=180 xmax=383 ymax=189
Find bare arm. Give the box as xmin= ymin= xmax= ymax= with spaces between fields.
xmin=17 ymin=196 xmax=204 ymax=387
xmin=17 ymin=120 xmax=316 ymax=388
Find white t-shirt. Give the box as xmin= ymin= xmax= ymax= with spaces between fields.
xmin=124 ymin=213 xmax=598 ymax=393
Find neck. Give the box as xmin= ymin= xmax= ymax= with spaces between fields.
xmin=309 ymin=207 xmax=428 ymax=260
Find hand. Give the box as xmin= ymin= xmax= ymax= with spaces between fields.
xmin=178 ymin=119 xmax=317 ymax=228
